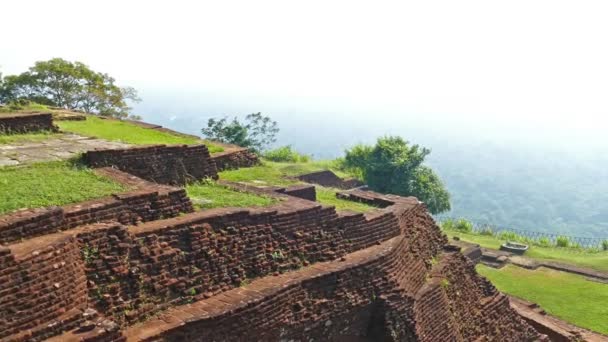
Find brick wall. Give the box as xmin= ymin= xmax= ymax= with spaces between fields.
xmin=83 ymin=145 xmax=218 ymax=185
xmin=1 ymin=189 xmax=542 ymax=341
xmin=0 ymin=235 xmax=87 ymax=341
xmin=275 ymin=184 xmax=317 ymax=201
xmin=211 ymin=147 xmax=259 ymax=171
xmin=0 ymin=113 xmax=57 ymax=134
xmin=0 ymin=186 xmax=193 ymax=244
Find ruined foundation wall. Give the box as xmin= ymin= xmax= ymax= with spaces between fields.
xmin=1 ymin=190 xmax=541 ymax=342
xmin=83 ymin=145 xmax=218 ymax=185
xmin=0 ymin=113 xmax=57 ymax=134
xmin=0 ymin=186 xmax=192 ymax=245
xmin=211 ymin=147 xmax=259 ymax=171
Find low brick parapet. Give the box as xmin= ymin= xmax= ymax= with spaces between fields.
xmin=83 ymin=144 xmax=218 ymax=185
xmin=0 ymin=112 xmax=58 ymax=134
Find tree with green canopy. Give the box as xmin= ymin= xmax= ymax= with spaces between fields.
xmin=342 ymin=136 xmax=451 ymax=214
xmin=201 ymin=113 xmax=279 ymax=152
xmin=0 ymin=58 xmax=140 ymax=119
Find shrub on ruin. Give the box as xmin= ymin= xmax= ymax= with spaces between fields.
xmin=263 ymin=145 xmax=311 ymax=163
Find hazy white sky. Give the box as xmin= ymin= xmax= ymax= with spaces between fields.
xmin=2 ymin=0 xmax=608 ymax=142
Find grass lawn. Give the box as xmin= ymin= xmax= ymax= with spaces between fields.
xmin=316 ymin=187 xmax=378 ymax=213
xmin=0 ymin=131 xmax=63 ymax=144
xmin=0 ymin=161 xmax=129 ymax=215
xmin=267 ymin=160 xmax=352 ymax=178
xmin=445 ymin=229 xmax=608 ymax=273
xmin=219 ymin=161 xmax=375 ymax=213
xmin=477 ymin=264 xmax=608 ymax=334
xmin=57 ymin=116 xmax=224 ymax=152
xmin=186 ymin=181 xmax=278 ymax=209
xmin=0 ymin=103 xmax=50 ymax=113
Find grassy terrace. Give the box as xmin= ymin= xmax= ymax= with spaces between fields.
xmin=186 ymin=181 xmax=278 ymax=210
xmin=444 ymin=228 xmax=608 ymax=273
xmin=57 ymin=116 xmax=224 ymax=152
xmin=0 ymin=161 xmax=129 ymax=215
xmin=219 ymin=161 xmax=377 ymax=213
xmin=478 ymin=264 xmax=608 ymax=335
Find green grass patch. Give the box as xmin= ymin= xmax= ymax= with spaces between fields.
xmin=0 ymin=102 xmax=50 ymax=113
xmin=0 ymin=161 xmax=129 ymax=215
xmin=186 ymin=181 xmax=278 ymax=209
xmin=447 ymin=229 xmax=608 ymax=273
xmin=0 ymin=131 xmax=62 ymax=144
xmin=477 ymin=264 xmax=608 ymax=334
xmin=219 ymin=161 xmax=375 ymax=212
xmin=56 ymin=116 xmax=223 ymax=152
xmin=219 ymin=160 xmax=353 ymax=186
xmin=316 ymin=187 xmax=377 ymax=213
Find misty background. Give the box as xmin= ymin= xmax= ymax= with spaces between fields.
xmin=2 ymin=0 xmax=608 ymax=237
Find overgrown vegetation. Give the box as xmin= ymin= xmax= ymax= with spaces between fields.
xmin=201 ymin=113 xmax=278 ymax=152
xmin=263 ymin=145 xmax=310 ymax=163
xmin=0 ymin=160 xmax=129 ymax=215
xmin=0 ymin=58 xmax=140 ymax=119
xmin=343 ymin=136 xmax=450 ymax=214
xmin=477 ymin=264 xmax=608 ymax=335
xmin=57 ymin=116 xmax=223 ymax=152
xmin=186 ymin=180 xmax=278 ymax=209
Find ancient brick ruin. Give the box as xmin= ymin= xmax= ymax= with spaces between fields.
xmin=0 ymin=113 xmax=552 ymax=341
xmin=0 ymin=174 xmax=545 ymax=341
xmin=0 ymin=113 xmax=58 ymax=134
xmin=83 ymin=145 xmax=219 ymax=185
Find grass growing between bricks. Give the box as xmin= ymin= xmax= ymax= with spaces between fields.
xmin=219 ymin=161 xmax=376 ymax=213
xmin=0 ymin=161 xmax=129 ymax=215
xmin=186 ymin=181 xmax=279 ymax=209
xmin=445 ymin=228 xmax=608 ymax=273
xmin=477 ymin=264 xmax=608 ymax=335
xmin=57 ymin=116 xmax=224 ymax=152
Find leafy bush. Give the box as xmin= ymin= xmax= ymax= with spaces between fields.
xmin=441 ymin=218 xmax=455 ymax=231
xmin=602 ymin=240 xmax=608 ymax=251
xmin=454 ymin=218 xmax=473 ymax=233
xmin=556 ymin=236 xmax=570 ymax=248
xmin=537 ymin=237 xmax=551 ymax=247
xmin=263 ymin=145 xmax=310 ymax=163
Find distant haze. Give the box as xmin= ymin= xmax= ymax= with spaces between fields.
xmin=3 ymin=0 xmax=608 ymax=236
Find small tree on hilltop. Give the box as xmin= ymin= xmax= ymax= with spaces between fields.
xmin=342 ymin=136 xmax=451 ymax=214
xmin=0 ymin=58 xmax=140 ymax=119
xmin=201 ymin=113 xmax=278 ymax=152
